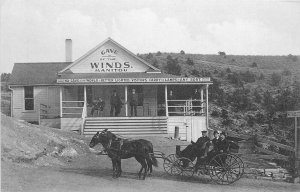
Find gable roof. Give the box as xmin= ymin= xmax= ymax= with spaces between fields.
xmin=9 ymin=62 xmax=70 ymax=86
xmin=59 ymin=37 xmax=160 ymax=74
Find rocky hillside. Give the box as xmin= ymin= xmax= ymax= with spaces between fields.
xmin=140 ymin=53 xmax=300 ymax=143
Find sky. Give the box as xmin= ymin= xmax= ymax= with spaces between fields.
xmin=0 ymin=0 xmax=300 ymax=73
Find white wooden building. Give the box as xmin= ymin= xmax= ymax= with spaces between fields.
xmin=9 ymin=38 xmax=212 ymax=141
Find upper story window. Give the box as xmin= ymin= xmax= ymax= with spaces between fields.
xmin=24 ymin=86 xmax=34 ymax=110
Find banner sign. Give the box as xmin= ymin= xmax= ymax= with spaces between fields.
xmin=57 ymin=77 xmax=211 ymax=84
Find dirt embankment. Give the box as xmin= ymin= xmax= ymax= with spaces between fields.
xmin=1 ymin=114 xmax=92 ymax=167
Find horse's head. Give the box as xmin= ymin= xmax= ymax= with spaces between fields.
xmin=89 ymin=130 xmax=109 ymax=148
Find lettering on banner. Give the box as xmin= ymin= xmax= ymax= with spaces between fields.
xmin=57 ymin=77 xmax=211 ymax=84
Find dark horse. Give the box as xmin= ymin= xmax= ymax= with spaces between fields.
xmin=89 ymin=129 xmax=158 ymax=179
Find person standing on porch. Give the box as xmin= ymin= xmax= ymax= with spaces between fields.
xmin=191 ymin=88 xmax=201 ymax=115
xmin=110 ymin=90 xmax=122 ymax=116
xmin=129 ymin=89 xmax=138 ymax=116
xmin=91 ymin=97 xmax=105 ymax=117
xmin=168 ymin=90 xmax=175 ymax=116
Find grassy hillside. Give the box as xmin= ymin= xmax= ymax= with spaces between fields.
xmin=140 ymin=53 xmax=300 ymax=143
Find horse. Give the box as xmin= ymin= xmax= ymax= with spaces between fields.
xmin=89 ymin=129 xmax=158 ymax=179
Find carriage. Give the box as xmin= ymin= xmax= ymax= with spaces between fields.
xmin=153 ymin=144 xmax=245 ymax=185
xmin=89 ymin=129 xmax=244 ymax=184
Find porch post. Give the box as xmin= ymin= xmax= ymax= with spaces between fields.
xmin=59 ymin=86 xmax=63 ymax=118
xmin=165 ymin=85 xmax=168 ymax=117
xmin=206 ymin=84 xmax=209 ymax=129
xmin=83 ymin=85 xmax=87 ymax=117
xmin=125 ymin=85 xmax=128 ymax=116
xmin=200 ymin=87 xmax=204 ymax=114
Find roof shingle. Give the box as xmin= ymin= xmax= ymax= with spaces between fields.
xmin=9 ymin=62 xmax=71 ymax=86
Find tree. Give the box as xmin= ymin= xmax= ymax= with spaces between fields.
xmin=186 ymin=58 xmax=194 ymax=66
xmin=287 ymin=54 xmax=299 ymax=62
xmin=253 ymin=89 xmax=262 ymax=103
xmin=165 ymin=55 xmax=181 ymax=75
xmin=146 ymin=53 xmax=153 ymax=60
xmin=259 ymin=73 xmax=265 ymax=80
xmin=1 ymin=73 xmax=11 ymax=82
xmin=240 ymin=71 xmax=256 ymax=83
xmin=156 ymin=51 xmax=162 ymax=56
xmin=251 ymin=62 xmax=258 ymax=67
xmin=229 ymin=88 xmax=250 ymax=111
xmin=275 ymin=88 xmax=297 ymax=111
xmin=226 ymin=68 xmax=231 ymax=73
xmin=282 ymin=68 xmax=292 ymax=76
xmin=190 ymin=69 xmax=200 ymax=77
xmin=180 ymin=50 xmax=185 ymax=54
xmin=152 ymin=59 xmax=159 ymax=68
xmin=263 ymin=91 xmax=275 ymax=114
xmin=209 ymin=78 xmax=226 ymax=106
xmin=270 ymin=73 xmax=281 ymax=86
xmin=227 ymin=72 xmax=243 ymax=86
xmin=218 ymin=51 xmax=226 ymax=58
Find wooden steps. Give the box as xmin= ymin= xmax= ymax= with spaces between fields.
xmin=83 ymin=116 xmax=168 ymax=137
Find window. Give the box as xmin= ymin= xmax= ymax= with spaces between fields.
xmin=24 ymin=86 xmax=34 ymax=110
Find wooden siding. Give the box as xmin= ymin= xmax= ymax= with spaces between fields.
xmin=11 ymin=86 xmax=60 ymax=123
xmin=167 ymin=116 xmax=206 ymax=142
xmin=61 ymin=118 xmax=82 ymax=131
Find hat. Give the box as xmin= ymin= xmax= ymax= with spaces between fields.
xmin=201 ymin=131 xmax=207 ymax=133
xmin=213 ymin=130 xmax=219 ymax=135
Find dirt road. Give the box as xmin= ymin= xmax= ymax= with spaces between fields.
xmin=2 ymin=159 xmax=299 ymax=192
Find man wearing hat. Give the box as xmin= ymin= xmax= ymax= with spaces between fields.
xmin=196 ymin=130 xmax=210 ymax=147
xmin=217 ymin=131 xmax=230 ymax=153
xmin=129 ymin=88 xmax=138 ymax=116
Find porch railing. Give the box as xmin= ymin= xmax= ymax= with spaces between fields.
xmin=167 ymin=99 xmax=205 ymax=116
xmin=62 ymin=101 xmax=85 ymax=118
xmin=80 ymin=102 xmax=87 ymax=134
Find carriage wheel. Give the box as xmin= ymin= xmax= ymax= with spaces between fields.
xmin=175 ymin=157 xmax=195 ymax=178
xmin=163 ymin=154 xmax=180 ymax=175
xmin=208 ymin=153 xmax=244 ymax=185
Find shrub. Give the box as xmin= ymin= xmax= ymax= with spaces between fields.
xmin=190 ymin=69 xmax=200 ymax=77
xmin=152 ymin=59 xmax=159 ymax=68
xmin=251 ymin=62 xmax=258 ymax=67
xmin=165 ymin=55 xmax=181 ymax=75
xmin=186 ymin=58 xmax=194 ymax=66
xmin=282 ymin=68 xmax=292 ymax=76
xmin=156 ymin=51 xmax=162 ymax=56
xmin=259 ymin=73 xmax=265 ymax=80
xmin=270 ymin=73 xmax=281 ymax=86
xmin=211 ymin=110 xmax=220 ymax=117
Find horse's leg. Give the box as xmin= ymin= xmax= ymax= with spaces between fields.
xmin=142 ymin=158 xmax=148 ymax=180
xmin=117 ymin=159 xmax=122 ymax=177
xmin=112 ymin=159 xmax=116 ymax=178
xmin=135 ymin=157 xmax=144 ymax=179
xmin=146 ymin=157 xmax=152 ymax=176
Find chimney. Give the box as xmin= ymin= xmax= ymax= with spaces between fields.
xmin=65 ymin=39 xmax=72 ymax=62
